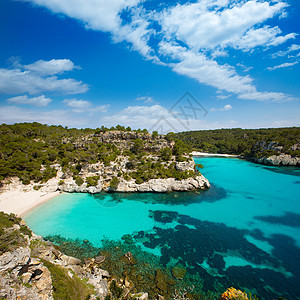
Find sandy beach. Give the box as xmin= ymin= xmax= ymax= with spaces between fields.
xmin=0 ymin=179 xmax=61 ymax=217
xmin=191 ymin=151 xmax=239 ymax=158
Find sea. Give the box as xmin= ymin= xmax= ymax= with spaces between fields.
xmin=25 ymin=157 xmax=300 ymax=299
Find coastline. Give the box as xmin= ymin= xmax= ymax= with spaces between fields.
xmin=0 ymin=187 xmax=61 ymax=217
xmin=191 ymin=151 xmax=239 ymax=158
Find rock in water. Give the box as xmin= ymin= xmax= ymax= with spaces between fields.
xmin=171 ymin=265 xmax=186 ymax=279
xmin=95 ymin=256 xmax=105 ymax=264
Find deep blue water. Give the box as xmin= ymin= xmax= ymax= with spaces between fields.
xmin=25 ymin=157 xmax=300 ymax=299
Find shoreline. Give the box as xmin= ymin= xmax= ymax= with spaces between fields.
xmin=0 ymin=188 xmax=61 ymax=217
xmin=191 ymin=151 xmax=240 ymax=158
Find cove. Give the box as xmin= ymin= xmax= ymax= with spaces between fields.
xmin=24 ymin=157 xmax=300 ymax=299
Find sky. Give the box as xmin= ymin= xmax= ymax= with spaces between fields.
xmin=0 ymin=0 xmax=299 ymax=132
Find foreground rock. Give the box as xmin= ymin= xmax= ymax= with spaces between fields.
xmin=0 ymin=246 xmax=53 ymax=299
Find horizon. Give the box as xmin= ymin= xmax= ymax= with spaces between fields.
xmin=0 ymin=0 xmax=299 ymax=132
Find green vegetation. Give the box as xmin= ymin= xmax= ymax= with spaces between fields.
xmin=105 ymin=280 xmax=124 ymax=300
xmin=42 ymin=260 xmax=95 ymax=300
xmin=0 ymin=122 xmax=121 ymax=184
xmin=0 ymin=212 xmax=29 ymax=255
xmin=176 ymin=127 xmax=300 ymax=158
xmin=85 ymin=176 xmax=100 ymax=187
xmin=74 ymin=176 xmax=84 ymax=186
xmin=130 ymin=160 xmax=195 ymax=184
xmin=0 ymin=122 xmax=198 ymax=186
xmin=110 ymin=177 xmax=119 ymax=189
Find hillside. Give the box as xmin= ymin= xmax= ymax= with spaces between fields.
xmin=176 ymin=127 xmax=300 ymax=166
xmin=0 ymin=123 xmax=209 ymax=193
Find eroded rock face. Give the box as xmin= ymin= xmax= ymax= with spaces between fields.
xmin=58 ymin=174 xmax=210 ymax=194
xmin=252 ymin=154 xmax=300 ymax=167
xmin=0 ymin=247 xmax=30 ymax=273
xmin=114 ymin=175 xmax=210 ymax=193
xmin=0 ymin=248 xmax=53 ymax=300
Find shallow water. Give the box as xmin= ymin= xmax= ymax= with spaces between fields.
xmin=25 ymin=157 xmax=300 ymax=299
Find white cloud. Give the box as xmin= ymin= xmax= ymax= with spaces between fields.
xmin=6 ymin=95 xmax=52 ymax=107
xmin=238 ymin=91 xmax=297 ymax=102
xmin=210 ymin=104 xmax=232 ymax=112
xmin=63 ymin=98 xmax=109 ymax=113
xmin=136 ymin=95 xmax=154 ymax=103
xmin=101 ymin=104 xmax=241 ymax=132
xmin=159 ymin=42 xmax=255 ymax=94
xmin=267 ymin=61 xmax=299 ymax=71
xmin=272 ymin=44 xmax=300 ymax=58
xmin=24 ymin=0 xmax=297 ymax=102
xmin=0 ymin=60 xmax=88 ymax=95
xmin=24 ymin=59 xmax=77 ymax=75
xmin=288 ymin=44 xmax=300 ymax=52
xmin=27 ymin=0 xmax=141 ymax=33
xmin=236 ymin=63 xmax=253 ymax=72
xmin=159 ymin=0 xmax=289 ymax=51
xmin=0 ymin=106 xmax=87 ymax=127
xmin=235 ymin=26 xmax=296 ymax=51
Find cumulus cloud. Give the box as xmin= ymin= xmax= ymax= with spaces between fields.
xmin=6 ymin=95 xmax=52 ymax=107
xmin=63 ymin=98 xmax=109 ymax=113
xmin=24 ymin=59 xmax=77 ymax=75
xmin=159 ymin=0 xmax=288 ymax=51
xmin=210 ymin=104 xmax=232 ymax=112
xmin=267 ymin=61 xmax=299 ymax=71
xmin=24 ymin=0 xmax=297 ymax=102
xmin=0 ymin=59 xmax=88 ymax=95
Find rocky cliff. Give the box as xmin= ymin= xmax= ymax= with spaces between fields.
xmin=0 ymin=125 xmax=210 ymax=193
xmin=6 ymin=156 xmax=209 ymax=194
xmin=250 ymin=141 xmax=300 ymax=167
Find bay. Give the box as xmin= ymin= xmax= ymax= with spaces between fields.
xmin=25 ymin=157 xmax=300 ymax=299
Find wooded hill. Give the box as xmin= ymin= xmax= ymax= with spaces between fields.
xmin=0 ymin=123 xmax=193 ymax=185
xmin=175 ymin=127 xmax=300 ymax=158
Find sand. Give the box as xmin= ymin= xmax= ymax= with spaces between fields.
xmin=191 ymin=151 xmax=239 ymax=158
xmin=0 ymin=181 xmax=61 ymax=217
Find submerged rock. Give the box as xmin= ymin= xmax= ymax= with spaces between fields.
xmin=171 ymin=265 xmax=186 ymax=279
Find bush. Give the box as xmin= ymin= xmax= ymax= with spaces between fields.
xmin=42 ymin=260 xmax=95 ymax=300
xmin=85 ymin=176 xmax=100 ymax=187
xmin=75 ymin=177 xmax=84 ymax=186
xmin=110 ymin=177 xmax=119 ymax=189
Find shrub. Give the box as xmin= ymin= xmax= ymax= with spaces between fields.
xmin=75 ymin=177 xmax=84 ymax=186
xmin=42 ymin=260 xmax=95 ymax=300
xmin=85 ymin=176 xmax=100 ymax=187
xmin=110 ymin=177 xmax=119 ymax=189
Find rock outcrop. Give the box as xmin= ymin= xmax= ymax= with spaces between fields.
xmin=246 ymin=141 xmax=300 ymax=167
xmin=251 ymin=154 xmax=300 ymax=167
xmin=114 ymin=175 xmax=210 ymax=193
xmin=0 ymin=245 xmax=53 ymax=300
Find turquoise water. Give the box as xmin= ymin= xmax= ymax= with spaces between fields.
xmin=25 ymin=157 xmax=300 ymax=299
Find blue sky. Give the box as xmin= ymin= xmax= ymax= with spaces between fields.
xmin=0 ymin=0 xmax=299 ymax=131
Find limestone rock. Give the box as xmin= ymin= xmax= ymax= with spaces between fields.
xmin=60 ymin=254 xmax=81 ymax=266
xmin=95 ymin=255 xmax=105 ymax=264
xmin=0 ymin=247 xmax=30 ymax=273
